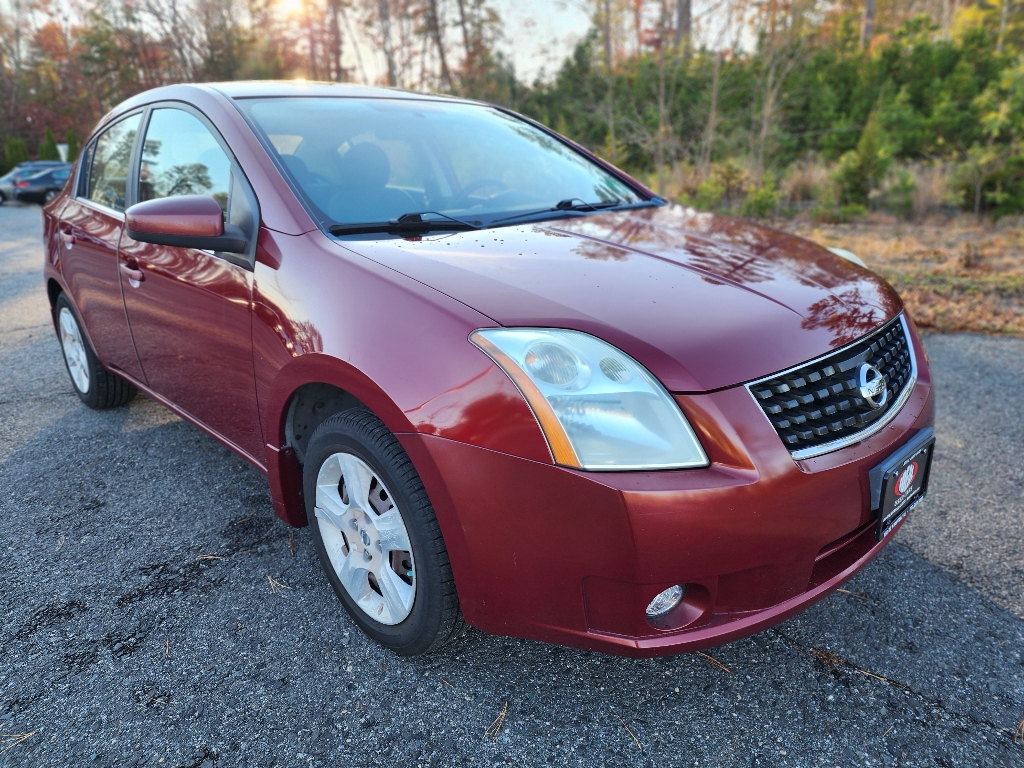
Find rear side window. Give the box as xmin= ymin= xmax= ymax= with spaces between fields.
xmin=86 ymin=113 xmax=142 ymax=212
xmin=139 ymin=108 xmax=232 ymax=211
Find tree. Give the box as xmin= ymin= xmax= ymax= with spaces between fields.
xmin=66 ymin=129 xmax=82 ymax=163
xmin=958 ymin=143 xmax=1003 ymax=216
xmin=38 ymin=128 xmax=61 ymax=161
xmin=835 ymin=110 xmax=890 ymax=205
xmin=749 ymin=0 xmax=817 ymax=183
xmin=6 ymin=138 xmax=29 ymax=169
xmin=860 ymin=0 xmax=875 ymax=49
xmin=675 ymin=0 xmax=691 ymax=57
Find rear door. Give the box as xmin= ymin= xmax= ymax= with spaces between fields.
xmin=118 ymin=104 xmax=264 ymax=461
xmin=58 ymin=113 xmax=147 ymax=382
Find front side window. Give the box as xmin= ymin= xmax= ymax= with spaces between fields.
xmin=238 ymin=97 xmax=645 ymax=229
xmin=139 ymin=108 xmax=232 ymax=211
xmin=86 ymin=113 xmax=142 ymax=212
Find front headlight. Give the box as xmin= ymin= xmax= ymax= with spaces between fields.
xmin=470 ymin=328 xmax=709 ymax=471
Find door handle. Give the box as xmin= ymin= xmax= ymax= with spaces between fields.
xmin=119 ymin=262 xmax=144 ymax=283
xmin=59 ymin=230 xmax=75 ymax=247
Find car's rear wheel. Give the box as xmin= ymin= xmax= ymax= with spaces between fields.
xmin=304 ymin=407 xmax=464 ymax=656
xmin=43 ymin=190 xmax=58 ymax=203
xmin=54 ymin=294 xmax=137 ymax=409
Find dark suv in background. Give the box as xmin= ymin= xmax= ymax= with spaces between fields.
xmin=0 ymin=161 xmax=70 ymax=204
xmin=13 ymin=165 xmax=72 ymax=204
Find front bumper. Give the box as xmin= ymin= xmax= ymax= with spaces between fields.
xmin=400 ymin=324 xmax=935 ymax=658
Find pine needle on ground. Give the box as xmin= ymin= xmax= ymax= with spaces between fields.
xmin=484 ymin=701 xmax=508 ymax=739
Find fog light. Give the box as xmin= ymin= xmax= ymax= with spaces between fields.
xmin=645 ymin=585 xmax=685 ymax=617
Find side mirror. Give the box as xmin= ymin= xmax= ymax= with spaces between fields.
xmin=125 ymin=195 xmax=248 ymax=254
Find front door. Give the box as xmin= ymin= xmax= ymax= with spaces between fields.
xmin=59 ymin=112 xmax=146 ymax=382
xmin=118 ymin=105 xmax=264 ymax=461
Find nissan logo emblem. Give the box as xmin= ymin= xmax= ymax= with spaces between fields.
xmin=858 ymin=363 xmax=888 ymax=410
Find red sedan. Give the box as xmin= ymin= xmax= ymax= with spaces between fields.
xmin=42 ymin=82 xmax=935 ymax=657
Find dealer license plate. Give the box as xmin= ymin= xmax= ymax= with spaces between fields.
xmin=876 ymin=440 xmax=934 ymax=540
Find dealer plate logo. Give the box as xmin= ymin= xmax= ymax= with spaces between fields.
xmin=858 ymin=363 xmax=888 ymax=410
xmin=895 ymin=462 xmax=918 ymax=496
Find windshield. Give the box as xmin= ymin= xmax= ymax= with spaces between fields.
xmin=238 ymin=97 xmax=646 ymax=230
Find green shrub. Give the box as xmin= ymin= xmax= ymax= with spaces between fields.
xmin=741 ymin=178 xmax=779 ymax=219
xmin=37 ymin=127 xmax=60 ymax=161
xmin=5 ymin=137 xmax=28 ymax=170
xmin=809 ymin=200 xmax=867 ymax=223
xmin=880 ymin=169 xmax=916 ymax=218
xmin=835 ymin=112 xmax=890 ymax=206
xmin=694 ymin=175 xmax=724 ymax=210
xmin=839 ymin=203 xmax=868 ymax=220
xmin=65 ymin=129 xmax=81 ymax=163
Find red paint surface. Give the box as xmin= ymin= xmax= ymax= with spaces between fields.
xmin=118 ymin=234 xmax=265 ymax=460
xmin=57 ymin=198 xmax=147 ymax=383
xmin=42 ymin=82 xmax=936 ymax=656
xmin=125 ymin=195 xmax=225 ymax=237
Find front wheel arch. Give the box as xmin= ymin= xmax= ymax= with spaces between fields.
xmin=46 ymin=279 xmax=63 ymax=315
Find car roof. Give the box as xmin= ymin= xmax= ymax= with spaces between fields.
xmin=100 ymin=81 xmax=491 ymax=136
xmin=205 ymin=80 xmax=468 ymax=103
xmin=110 ymin=81 xmax=475 ymax=113
xmin=26 ymin=166 xmax=68 ymax=179
xmin=16 ymin=161 xmax=66 ymax=170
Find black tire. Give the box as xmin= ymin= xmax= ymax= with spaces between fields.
xmin=54 ymin=294 xmax=137 ymax=409
xmin=304 ymin=407 xmax=464 ymax=656
xmin=43 ymin=190 xmax=58 ymax=204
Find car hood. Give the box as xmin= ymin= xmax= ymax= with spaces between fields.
xmin=340 ymin=205 xmax=902 ymax=392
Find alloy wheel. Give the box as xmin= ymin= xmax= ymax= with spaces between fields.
xmin=314 ymin=452 xmax=416 ymax=625
xmin=58 ymin=307 xmax=90 ymax=393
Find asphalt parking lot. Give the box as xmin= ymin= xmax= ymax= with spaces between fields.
xmin=1 ymin=202 xmax=1022 ymax=767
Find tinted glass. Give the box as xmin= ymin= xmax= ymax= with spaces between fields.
xmin=87 ymin=113 xmax=142 ymax=212
xmin=140 ymin=109 xmax=232 ymax=211
xmin=240 ymin=98 xmax=643 ymax=227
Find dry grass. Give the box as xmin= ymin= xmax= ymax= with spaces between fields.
xmin=613 ymin=710 xmax=643 ymax=750
xmin=783 ymin=213 xmax=1024 ymax=336
xmin=908 ymin=162 xmax=958 ymax=217
xmin=483 ymin=701 xmax=508 ymax=739
xmin=836 ymin=588 xmax=870 ymax=601
xmin=266 ymin=575 xmax=293 ymax=595
xmin=809 ymin=647 xmax=911 ymax=690
xmin=0 ymin=732 xmax=36 ymax=756
xmin=781 ymin=160 xmax=831 ymax=203
xmin=697 ymin=651 xmax=732 ymax=673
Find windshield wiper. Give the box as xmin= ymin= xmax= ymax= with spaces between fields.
xmin=329 ymin=211 xmax=481 ymax=236
xmin=490 ymin=198 xmax=626 ymax=226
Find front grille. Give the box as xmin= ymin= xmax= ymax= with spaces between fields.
xmin=747 ymin=315 xmax=916 ymax=458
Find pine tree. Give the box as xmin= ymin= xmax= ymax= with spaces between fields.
xmin=4 ymin=137 xmax=29 ymax=171
xmin=38 ymin=128 xmax=60 ymax=161
xmin=65 ymin=129 xmax=81 ymax=163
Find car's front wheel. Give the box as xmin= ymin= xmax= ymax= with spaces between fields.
xmin=54 ymin=294 xmax=137 ymax=409
xmin=304 ymin=408 xmax=464 ymax=655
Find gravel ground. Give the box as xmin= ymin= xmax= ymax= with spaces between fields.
xmin=1 ymin=204 xmax=1022 ymax=767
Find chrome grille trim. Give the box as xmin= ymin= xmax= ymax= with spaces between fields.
xmin=745 ymin=314 xmax=918 ymax=461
